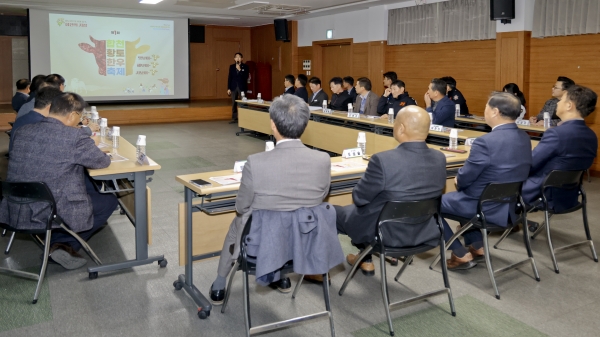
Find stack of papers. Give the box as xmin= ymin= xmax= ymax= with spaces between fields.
xmin=209 ymin=174 xmax=242 ymax=185
xmin=331 ymin=161 xmax=368 ymax=171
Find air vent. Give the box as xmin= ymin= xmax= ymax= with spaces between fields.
xmin=228 ymin=2 xmax=310 ymax=16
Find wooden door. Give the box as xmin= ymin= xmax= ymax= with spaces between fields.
xmin=215 ymin=40 xmax=241 ymax=99
xmin=322 ymin=44 xmax=351 ymax=98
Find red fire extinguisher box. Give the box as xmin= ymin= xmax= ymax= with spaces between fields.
xmin=255 ymin=62 xmax=272 ymax=101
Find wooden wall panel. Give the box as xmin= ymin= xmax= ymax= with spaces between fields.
xmin=0 ymin=37 xmax=13 ymax=104
xmin=297 ymin=46 xmax=312 ymax=75
xmin=352 ymin=43 xmax=369 ymax=79
xmin=368 ymin=41 xmax=386 ymax=96
xmin=495 ymin=31 xmax=531 ymax=116
xmin=385 ymin=40 xmax=496 ymax=115
xmin=322 ymin=45 xmax=352 ymax=97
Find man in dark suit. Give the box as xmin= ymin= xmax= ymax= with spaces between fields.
xmin=441 ymin=92 xmax=532 ymax=270
xmin=329 ymin=77 xmax=353 ymax=110
xmin=294 ymin=74 xmax=309 ymax=103
xmin=335 ymin=106 xmax=447 ymax=275
xmin=283 ymin=74 xmax=295 ymax=95
xmin=0 ymin=92 xmax=118 ymax=270
xmin=308 ymin=77 xmax=328 ymax=107
xmin=354 ymin=77 xmax=379 ymax=116
xmin=210 ymin=95 xmax=331 ymax=304
xmin=344 ymin=76 xmax=357 ymax=102
xmin=17 ymin=74 xmax=60 ymax=120
xmin=12 ymin=79 xmax=30 ymax=113
xmin=377 ymin=80 xmax=417 ymax=118
xmin=425 ymin=78 xmax=455 ymax=127
xmin=227 ymin=52 xmax=249 ymax=123
xmin=523 ymin=85 xmax=598 ymax=230
xmin=441 ymin=76 xmax=470 ymax=116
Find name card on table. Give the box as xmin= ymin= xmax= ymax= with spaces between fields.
xmin=233 ymin=160 xmax=247 ymax=173
xmin=429 ymin=124 xmax=444 ymax=132
xmin=137 ymin=152 xmax=150 ymax=165
xmin=322 ymin=108 xmax=333 ymax=114
xmin=347 ymin=112 xmax=361 ymax=118
xmin=342 ymin=147 xmax=363 ymax=159
xmin=516 ymin=120 xmax=531 ymax=126
xmin=465 ymin=138 xmax=477 ymax=146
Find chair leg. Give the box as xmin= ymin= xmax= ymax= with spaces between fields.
xmin=544 ymin=211 xmax=559 ymax=274
xmin=581 ymin=204 xmax=598 ymax=262
xmin=586 ymin=169 xmax=591 ymax=183
xmin=339 ymin=245 xmax=374 ymax=296
xmin=292 ymin=275 xmax=304 ymax=299
xmin=394 ymin=255 xmax=413 ymax=283
xmin=221 ymin=261 xmax=239 ymax=313
xmin=429 ymin=222 xmax=474 ymax=269
xmin=321 ymin=273 xmax=336 ymax=337
xmin=439 ymin=241 xmax=456 ymax=316
xmin=59 ymin=224 xmax=102 ymax=265
xmin=4 ymin=231 xmax=16 ymax=254
xmin=1 ymin=228 xmax=6 ymax=236
xmin=33 ymin=230 xmax=52 ymax=304
xmin=481 ymin=229 xmax=500 ymax=300
xmin=380 ymin=253 xmax=394 ymax=336
xmin=493 ymin=227 xmax=512 ymax=249
xmin=522 ymin=217 xmax=540 ymax=282
xmin=243 ymin=269 xmax=251 ymax=337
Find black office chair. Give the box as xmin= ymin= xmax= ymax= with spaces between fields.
xmin=0 ymin=181 xmax=102 ymax=304
xmin=220 ymin=216 xmax=335 ymax=337
xmin=338 ymin=197 xmax=455 ymax=337
xmin=527 ymin=170 xmax=596 ymax=273
xmin=429 ymin=182 xmax=540 ymax=299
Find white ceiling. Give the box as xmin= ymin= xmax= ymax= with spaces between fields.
xmin=0 ymin=0 xmax=416 ymax=26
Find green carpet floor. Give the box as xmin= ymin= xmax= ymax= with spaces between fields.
xmin=0 ymin=269 xmax=53 ymax=333
xmin=352 ymin=295 xmax=546 ymax=337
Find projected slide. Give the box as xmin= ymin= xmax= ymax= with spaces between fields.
xmin=49 ymin=14 xmax=174 ymax=97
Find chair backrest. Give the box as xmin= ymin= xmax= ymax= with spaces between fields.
xmin=1 ymin=181 xmax=57 ymax=230
xmin=542 ymin=170 xmax=583 ymax=191
xmin=477 ymin=181 xmax=522 ymax=211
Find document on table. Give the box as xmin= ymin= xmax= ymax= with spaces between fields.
xmin=309 ymin=106 xmax=322 ymax=111
xmin=97 ymin=142 xmax=111 ymax=149
xmin=331 ymin=161 xmax=368 ymax=171
xmin=107 ymin=152 xmax=128 ymax=162
xmin=209 ymin=174 xmax=243 ymax=185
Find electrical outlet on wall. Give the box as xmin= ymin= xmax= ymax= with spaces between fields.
xmin=302 ymin=60 xmax=311 ymax=70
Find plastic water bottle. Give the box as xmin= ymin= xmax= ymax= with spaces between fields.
xmin=136 ymin=135 xmax=146 ymax=157
xmin=91 ymin=111 xmax=99 ymax=125
xmin=455 ymin=104 xmax=461 ymax=117
xmin=322 ymin=100 xmax=328 ymax=112
xmin=449 ymin=128 xmax=458 ymax=150
xmin=100 ymin=118 xmax=108 ymax=138
xmin=388 ymin=108 xmax=394 ymax=124
xmin=348 ymin=103 xmax=353 ymax=114
xmin=543 ymin=112 xmax=551 ymax=129
xmin=112 ymin=126 xmax=120 ymax=149
xmin=257 ymin=93 xmax=263 ymax=104
xmin=357 ymin=132 xmax=367 ymax=155
xmin=241 ymin=91 xmax=247 ymax=102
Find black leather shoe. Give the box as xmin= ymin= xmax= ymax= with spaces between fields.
xmin=527 ymin=220 xmax=539 ymax=233
xmin=228 ymin=119 xmax=238 ymax=124
xmin=270 ymin=277 xmax=292 ymax=293
xmin=209 ymin=286 xmax=225 ymax=306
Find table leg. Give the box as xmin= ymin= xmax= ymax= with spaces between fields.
xmin=174 ymin=187 xmax=212 ymax=319
xmin=88 ymin=171 xmax=166 ymax=278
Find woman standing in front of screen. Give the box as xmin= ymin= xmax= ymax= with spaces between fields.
xmin=227 ymin=52 xmax=249 ymax=124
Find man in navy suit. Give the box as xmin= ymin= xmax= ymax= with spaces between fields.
xmin=12 ymin=79 xmax=30 ymax=112
xmin=425 ymin=78 xmax=455 ymax=127
xmin=227 ymin=52 xmax=249 ymax=123
xmin=523 ymin=85 xmax=598 ymax=229
xmin=441 ymin=92 xmax=532 ymax=270
xmin=283 ymin=74 xmax=295 ymax=95
xmin=344 ymin=76 xmax=357 ymax=102
xmin=329 ymin=77 xmax=353 ymax=110
xmin=294 ymin=74 xmax=309 ymax=103
xmin=308 ymin=77 xmax=328 ymax=107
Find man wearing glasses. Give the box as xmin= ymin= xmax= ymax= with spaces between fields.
xmin=529 ymin=76 xmax=575 ymax=127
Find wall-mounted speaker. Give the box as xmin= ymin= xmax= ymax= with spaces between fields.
xmin=490 ymin=0 xmax=515 ymax=21
xmin=189 ymin=25 xmax=205 ymax=43
xmin=0 ymin=15 xmax=28 ymax=36
xmin=274 ymin=19 xmax=289 ymax=42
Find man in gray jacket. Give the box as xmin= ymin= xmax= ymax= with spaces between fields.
xmin=210 ymin=94 xmax=331 ymax=305
xmin=335 ymin=106 xmax=447 ymax=275
xmin=0 ymin=92 xmax=118 ymax=270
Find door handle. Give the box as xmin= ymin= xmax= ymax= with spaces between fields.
xmin=216 ymin=68 xmax=220 ymax=71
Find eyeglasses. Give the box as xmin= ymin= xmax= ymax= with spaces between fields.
xmin=73 ymin=110 xmax=83 ymax=122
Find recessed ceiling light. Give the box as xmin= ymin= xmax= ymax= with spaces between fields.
xmin=139 ymin=0 xmax=163 ymax=4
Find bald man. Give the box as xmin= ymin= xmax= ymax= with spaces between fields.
xmin=335 ymin=106 xmax=447 ymax=275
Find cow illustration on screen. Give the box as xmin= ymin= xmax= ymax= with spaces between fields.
xmin=79 ymin=36 xmax=150 ymax=76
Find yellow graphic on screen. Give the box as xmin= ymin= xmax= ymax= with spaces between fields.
xmin=79 ymin=36 xmax=151 ymax=76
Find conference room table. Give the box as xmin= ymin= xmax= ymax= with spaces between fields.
xmin=173 ymin=149 xmax=470 ymax=318
xmin=454 ymin=116 xmax=546 ymax=139
xmin=86 ymin=136 xmax=166 ymax=279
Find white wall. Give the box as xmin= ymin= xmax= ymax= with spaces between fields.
xmin=496 ymin=0 xmax=535 ymax=33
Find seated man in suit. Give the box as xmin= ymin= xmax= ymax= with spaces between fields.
xmin=308 ymin=77 xmax=328 ymax=107
xmin=335 ymin=106 xmax=447 ymax=275
xmin=329 ymin=77 xmax=353 ymax=110
xmin=283 ymin=74 xmax=295 ymax=95
xmin=355 ymin=77 xmax=379 ymax=116
xmin=294 ymin=74 xmax=309 ymax=103
xmin=530 ymin=76 xmax=575 ymax=127
xmin=344 ymin=76 xmax=357 ymax=102
xmin=209 ymin=94 xmax=331 ymax=304
xmin=523 ymin=85 xmax=598 ymax=231
xmin=425 ymin=78 xmax=455 ymax=127
xmin=1 ymin=92 xmax=118 ymax=270
xmin=12 ymin=79 xmax=30 ymax=113
xmin=441 ymin=92 xmax=532 ymax=270
xmin=16 ymin=74 xmax=47 ymax=120
xmin=441 ymin=76 xmax=470 ymax=116
xmin=378 ymin=80 xmax=417 ymax=118
xmin=9 ymin=86 xmax=62 ymax=153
